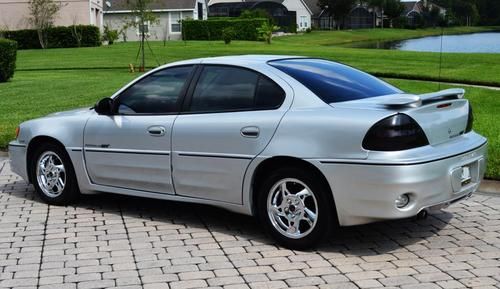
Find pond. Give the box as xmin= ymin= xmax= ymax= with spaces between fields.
xmin=344 ymin=32 xmax=500 ymax=53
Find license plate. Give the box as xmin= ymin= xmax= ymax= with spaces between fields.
xmin=461 ymin=166 xmax=472 ymax=186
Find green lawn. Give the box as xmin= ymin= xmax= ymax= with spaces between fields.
xmin=15 ymin=27 xmax=500 ymax=86
xmin=1 ymin=27 xmax=499 ymax=179
xmin=276 ymin=26 xmax=495 ymax=46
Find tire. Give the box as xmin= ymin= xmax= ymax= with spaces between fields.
xmin=30 ymin=142 xmax=79 ymax=205
xmin=257 ymin=167 xmax=335 ymax=249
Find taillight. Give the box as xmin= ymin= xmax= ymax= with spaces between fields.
xmin=465 ymin=103 xmax=473 ymax=133
xmin=15 ymin=127 xmax=20 ymax=139
xmin=362 ymin=114 xmax=429 ymax=151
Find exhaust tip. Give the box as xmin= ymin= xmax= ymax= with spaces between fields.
xmin=416 ymin=210 xmax=428 ymax=220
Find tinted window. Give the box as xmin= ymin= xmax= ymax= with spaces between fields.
xmin=269 ymin=59 xmax=401 ymax=103
xmin=117 ymin=66 xmax=193 ymax=114
xmin=190 ymin=66 xmax=285 ymax=112
xmin=255 ymin=76 xmax=285 ymax=109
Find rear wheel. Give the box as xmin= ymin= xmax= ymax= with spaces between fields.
xmin=257 ymin=167 xmax=335 ymax=249
xmin=30 ymin=143 xmax=79 ymax=205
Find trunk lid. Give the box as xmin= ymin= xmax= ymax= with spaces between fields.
xmin=332 ymin=88 xmax=470 ymax=146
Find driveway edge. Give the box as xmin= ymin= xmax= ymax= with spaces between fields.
xmin=479 ymin=179 xmax=500 ymax=195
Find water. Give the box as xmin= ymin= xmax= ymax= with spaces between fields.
xmin=346 ymin=32 xmax=500 ymax=53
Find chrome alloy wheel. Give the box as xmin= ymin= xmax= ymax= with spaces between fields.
xmin=36 ymin=151 xmax=66 ymax=198
xmin=267 ymin=178 xmax=319 ymax=239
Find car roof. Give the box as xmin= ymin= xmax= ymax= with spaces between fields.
xmin=164 ymin=55 xmax=305 ymax=67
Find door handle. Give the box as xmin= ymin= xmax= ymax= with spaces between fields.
xmin=241 ymin=126 xmax=260 ymax=138
xmin=148 ymin=126 xmax=166 ymax=137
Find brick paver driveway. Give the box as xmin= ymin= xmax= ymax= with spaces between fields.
xmin=1 ymin=159 xmax=500 ymax=289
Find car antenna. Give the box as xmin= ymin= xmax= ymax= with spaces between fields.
xmin=437 ymin=25 xmax=444 ymax=90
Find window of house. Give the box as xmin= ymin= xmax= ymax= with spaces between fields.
xmin=197 ymin=2 xmax=203 ymax=20
xmin=135 ymin=17 xmax=150 ymax=35
xmin=189 ymin=66 xmax=285 ymax=112
xmin=300 ymin=16 xmax=308 ymax=28
xmin=170 ymin=12 xmax=181 ymax=33
xmin=116 ymin=66 xmax=193 ymax=114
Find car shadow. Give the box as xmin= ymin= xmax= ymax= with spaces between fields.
xmin=1 ymin=179 xmax=455 ymax=254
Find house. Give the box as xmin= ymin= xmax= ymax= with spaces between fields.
xmin=305 ymin=0 xmax=333 ymax=29
xmin=347 ymin=3 xmax=382 ymax=29
xmin=0 ymin=0 xmax=103 ymax=30
xmin=309 ymin=1 xmax=383 ymax=30
xmin=103 ymin=0 xmax=208 ymax=41
xmin=208 ymin=0 xmax=314 ymax=32
xmin=403 ymin=0 xmax=446 ymax=26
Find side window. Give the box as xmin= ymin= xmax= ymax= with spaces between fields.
xmin=255 ymin=76 xmax=285 ymax=109
xmin=189 ymin=66 xmax=285 ymax=112
xmin=117 ymin=66 xmax=193 ymax=114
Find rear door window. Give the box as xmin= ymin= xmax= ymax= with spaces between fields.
xmin=188 ymin=65 xmax=285 ymax=112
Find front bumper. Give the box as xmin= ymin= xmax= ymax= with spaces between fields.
xmin=8 ymin=141 xmax=28 ymax=181
xmin=313 ymin=140 xmax=487 ymax=226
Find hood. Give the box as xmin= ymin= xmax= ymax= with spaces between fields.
xmin=46 ymin=107 xmax=94 ymax=117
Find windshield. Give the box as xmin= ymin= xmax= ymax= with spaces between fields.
xmin=269 ymin=58 xmax=402 ymax=103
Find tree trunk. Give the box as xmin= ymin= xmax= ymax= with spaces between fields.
xmin=140 ymin=30 xmax=145 ymax=72
xmin=37 ymin=29 xmax=46 ymax=49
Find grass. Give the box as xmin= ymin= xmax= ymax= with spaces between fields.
xmin=0 ymin=70 xmax=137 ymax=147
xmin=276 ymin=26 xmax=496 ymax=46
xmin=1 ymin=27 xmax=498 ymax=179
xmin=14 ymin=26 xmax=500 ymax=86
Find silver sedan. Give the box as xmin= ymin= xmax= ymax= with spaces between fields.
xmin=9 ymin=55 xmax=487 ymax=248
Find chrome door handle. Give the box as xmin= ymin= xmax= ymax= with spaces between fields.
xmin=241 ymin=126 xmax=260 ymax=138
xmin=148 ymin=126 xmax=166 ymax=137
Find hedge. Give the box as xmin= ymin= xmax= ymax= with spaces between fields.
xmin=3 ymin=25 xmax=101 ymax=49
xmin=0 ymin=38 xmax=17 ymax=82
xmin=182 ymin=18 xmax=268 ymax=41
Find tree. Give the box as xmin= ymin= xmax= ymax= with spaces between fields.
xmin=319 ymin=0 xmax=355 ymax=30
xmin=366 ymin=0 xmax=384 ymax=27
xmin=384 ymin=0 xmax=404 ymax=27
xmin=451 ymin=0 xmax=479 ymax=26
xmin=71 ymin=17 xmax=83 ymax=47
xmin=124 ymin=0 xmax=158 ymax=71
xmin=366 ymin=0 xmax=403 ymax=28
xmin=27 ymin=0 xmax=63 ymax=49
xmin=257 ymin=21 xmax=279 ymax=44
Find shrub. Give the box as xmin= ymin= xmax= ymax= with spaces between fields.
xmin=0 ymin=38 xmax=17 ymax=82
xmin=3 ymin=25 xmax=100 ymax=49
xmin=103 ymin=25 xmax=119 ymax=45
xmin=182 ymin=18 xmax=267 ymax=41
xmin=239 ymin=9 xmax=270 ymax=20
xmin=3 ymin=29 xmax=39 ymax=49
xmin=222 ymin=27 xmax=234 ymax=44
xmin=257 ymin=21 xmax=279 ymax=44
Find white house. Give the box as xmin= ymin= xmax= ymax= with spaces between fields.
xmin=103 ymin=0 xmax=208 ymax=41
xmin=208 ymin=0 xmax=313 ymax=31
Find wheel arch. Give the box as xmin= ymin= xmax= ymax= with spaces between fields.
xmin=26 ymin=136 xmax=67 ymax=184
xmin=250 ymin=156 xmax=339 ymax=225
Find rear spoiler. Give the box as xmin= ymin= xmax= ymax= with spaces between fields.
xmin=379 ymin=88 xmax=465 ymax=108
xmin=419 ymin=88 xmax=465 ymax=104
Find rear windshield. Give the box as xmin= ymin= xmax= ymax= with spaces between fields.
xmin=269 ymin=58 xmax=402 ymax=103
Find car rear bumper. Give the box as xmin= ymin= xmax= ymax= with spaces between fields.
xmin=312 ymin=139 xmax=487 ymax=226
xmin=8 ymin=141 xmax=28 ymax=181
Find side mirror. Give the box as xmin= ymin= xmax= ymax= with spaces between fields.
xmin=94 ymin=98 xmax=114 ymax=115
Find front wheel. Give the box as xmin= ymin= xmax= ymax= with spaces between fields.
xmin=257 ymin=167 xmax=335 ymax=249
xmin=30 ymin=143 xmax=79 ymax=205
